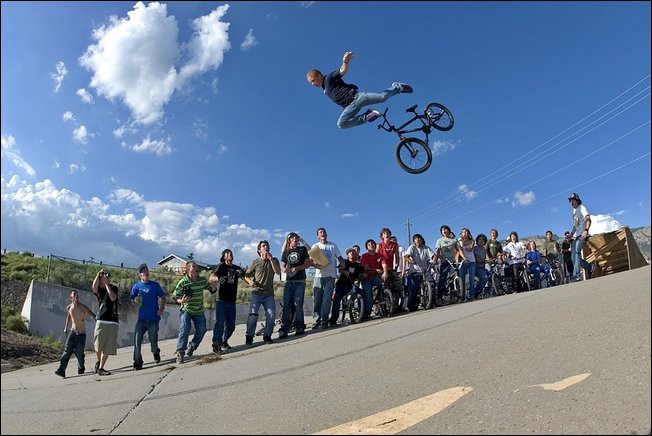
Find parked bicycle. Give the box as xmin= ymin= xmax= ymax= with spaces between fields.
xmin=377 ymin=102 xmax=454 ymax=174
xmin=435 ymin=259 xmax=463 ymax=306
xmin=487 ymin=259 xmax=511 ymax=296
xmin=370 ymin=280 xmax=394 ymax=318
xmin=335 ymin=286 xmax=365 ymax=325
xmin=541 ymin=257 xmax=563 ymax=287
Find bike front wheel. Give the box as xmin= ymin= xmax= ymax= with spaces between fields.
xmin=349 ymin=294 xmax=364 ymax=324
xmin=396 ymin=137 xmax=432 ymax=174
xmin=425 ymin=102 xmax=454 ymax=131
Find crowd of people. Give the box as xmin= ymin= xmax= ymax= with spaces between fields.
xmin=53 ymin=192 xmax=594 ymax=377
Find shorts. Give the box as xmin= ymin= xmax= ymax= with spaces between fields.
xmin=94 ymin=322 xmax=118 ymax=355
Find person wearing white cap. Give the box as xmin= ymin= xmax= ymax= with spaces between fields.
xmin=568 ymin=193 xmax=593 ymax=281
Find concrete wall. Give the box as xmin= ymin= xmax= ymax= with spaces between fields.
xmin=21 ymin=280 xmax=315 ymax=349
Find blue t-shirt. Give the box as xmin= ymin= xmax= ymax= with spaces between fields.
xmin=526 ymin=250 xmax=541 ymax=266
xmin=130 ymin=280 xmax=166 ymax=321
xmin=323 ymin=70 xmax=358 ymax=107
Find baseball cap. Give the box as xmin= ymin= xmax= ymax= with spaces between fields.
xmin=346 ymin=247 xmax=356 ymax=255
xmin=568 ymin=193 xmax=581 ymax=201
xmin=138 ymin=263 xmax=148 ymax=273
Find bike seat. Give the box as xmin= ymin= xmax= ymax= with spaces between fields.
xmin=405 ymin=104 xmax=418 ymax=113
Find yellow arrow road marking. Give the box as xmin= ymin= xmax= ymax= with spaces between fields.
xmin=529 ymin=373 xmax=591 ymax=391
xmin=313 ymin=386 xmax=473 ymax=435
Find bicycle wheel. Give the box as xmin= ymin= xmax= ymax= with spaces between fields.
xmin=520 ymin=270 xmax=532 ymax=292
xmin=396 ymin=137 xmax=432 ymax=174
xmin=550 ymin=270 xmax=562 ymax=287
xmin=453 ymin=276 xmax=463 ymax=302
xmin=349 ymin=294 xmax=364 ymax=324
xmin=424 ymin=102 xmax=454 ymax=131
xmin=420 ymin=280 xmax=434 ymax=309
xmin=381 ymin=288 xmax=394 ymax=317
xmin=491 ymin=274 xmax=503 ymax=296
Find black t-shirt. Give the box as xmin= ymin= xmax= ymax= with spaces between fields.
xmin=561 ymin=240 xmax=572 ymax=262
xmin=336 ymin=260 xmax=365 ymax=289
xmin=213 ymin=263 xmax=245 ymax=303
xmin=96 ymin=284 xmax=119 ymax=323
xmin=282 ymin=246 xmax=309 ymax=281
xmin=323 ymin=70 xmax=358 ymax=107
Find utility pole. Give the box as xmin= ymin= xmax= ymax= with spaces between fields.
xmin=406 ymin=218 xmax=411 ymax=244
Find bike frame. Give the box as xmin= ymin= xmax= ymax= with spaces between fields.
xmin=378 ymin=107 xmax=432 ymax=144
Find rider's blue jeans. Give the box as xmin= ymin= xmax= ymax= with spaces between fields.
xmin=474 ymin=266 xmax=488 ymax=297
xmin=313 ymin=276 xmax=336 ymax=325
xmin=133 ymin=319 xmax=160 ymax=365
xmin=361 ymin=276 xmax=381 ymax=318
xmin=337 ymin=83 xmax=401 ymax=129
xmin=280 ymin=281 xmax=306 ymax=334
xmin=245 ymin=294 xmax=276 ymax=338
xmin=571 ymin=237 xmax=591 ymax=279
xmin=177 ymin=312 xmax=206 ymax=354
xmin=212 ymin=300 xmax=236 ymax=345
xmin=459 ymin=261 xmax=476 ymax=300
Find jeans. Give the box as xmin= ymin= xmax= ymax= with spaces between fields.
xmin=571 ymin=238 xmax=591 ymax=278
xmin=133 ymin=319 xmax=160 ymax=365
xmin=313 ymin=276 xmax=336 ymax=325
xmin=474 ymin=267 xmax=488 ymax=296
xmin=281 ymin=281 xmax=306 ymax=334
xmin=337 ymin=84 xmax=401 ymax=129
xmin=406 ymin=273 xmax=423 ymax=311
xmin=437 ymin=261 xmax=451 ymax=299
xmin=212 ymin=300 xmax=236 ymax=345
xmin=361 ymin=276 xmax=381 ymax=317
xmin=459 ymin=261 xmax=477 ymax=299
xmin=176 ymin=312 xmax=207 ymax=354
xmin=528 ymin=265 xmax=542 ymax=289
xmin=57 ymin=331 xmax=86 ymax=373
xmin=330 ymin=283 xmax=352 ymax=324
xmin=245 ymin=294 xmax=276 ymax=338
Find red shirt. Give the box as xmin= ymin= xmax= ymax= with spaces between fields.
xmin=360 ymin=253 xmax=383 ymax=278
xmin=377 ymin=240 xmax=398 ymax=270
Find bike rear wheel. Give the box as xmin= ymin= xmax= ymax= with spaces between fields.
xmin=425 ymin=102 xmax=454 ymax=131
xmin=396 ymin=137 xmax=432 ymax=174
xmin=349 ymin=294 xmax=364 ymax=324
xmin=550 ymin=270 xmax=562 ymax=287
xmin=420 ymin=280 xmax=434 ymax=309
xmin=491 ymin=274 xmax=503 ymax=296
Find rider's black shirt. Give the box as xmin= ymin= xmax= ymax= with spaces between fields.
xmin=323 ymin=70 xmax=358 ymax=107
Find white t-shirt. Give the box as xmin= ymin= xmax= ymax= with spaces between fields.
xmin=504 ymin=241 xmax=527 ymax=264
xmin=311 ymin=241 xmax=342 ymax=278
xmin=404 ymin=244 xmax=434 ymax=273
xmin=572 ymin=204 xmax=590 ymax=237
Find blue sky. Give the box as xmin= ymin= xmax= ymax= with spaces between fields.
xmin=2 ymin=1 xmax=650 ymax=268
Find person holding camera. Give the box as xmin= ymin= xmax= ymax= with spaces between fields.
xmin=172 ymin=260 xmax=214 ymax=364
xmin=92 ymin=269 xmax=119 ymax=376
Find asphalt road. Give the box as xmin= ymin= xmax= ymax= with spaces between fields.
xmin=1 ymin=266 xmax=650 ymax=435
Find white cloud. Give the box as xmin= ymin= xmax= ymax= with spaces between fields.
xmin=458 ymin=184 xmax=477 ymax=200
xmin=341 ymin=213 xmax=358 ymax=219
xmin=51 ymin=61 xmax=67 ymax=93
xmin=638 ymin=201 xmax=644 ymax=207
xmin=431 ymin=139 xmax=461 ymax=157
xmin=1 ymin=134 xmax=36 ymax=176
xmin=590 ymin=214 xmax=622 ymax=234
xmin=512 ymin=190 xmax=536 ymax=207
xmin=76 ymin=88 xmax=95 ymax=104
xmin=113 ymin=124 xmax=137 ymax=139
xmin=265 ymin=12 xmax=278 ymax=20
xmin=72 ymin=125 xmax=89 ymax=144
xmin=79 ymin=2 xmax=231 ymax=125
xmin=240 ymin=28 xmax=258 ymax=51
xmin=496 ymin=197 xmax=509 ymax=204
xmin=193 ymin=118 xmax=208 ymax=141
xmin=1 ymin=176 xmax=277 ymax=266
xmin=130 ymin=135 xmax=173 ymax=156
xmin=62 ymin=111 xmax=75 ymax=122
xmin=69 ymin=163 xmax=86 ymax=174
xmin=301 ymin=1 xmax=315 ymax=8
xmin=53 ymin=161 xmax=60 ymax=169
xmin=613 ymin=209 xmax=627 ymax=216
xmin=324 ymin=202 xmax=330 ymax=208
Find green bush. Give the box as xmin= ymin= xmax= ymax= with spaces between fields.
xmin=4 ymin=314 xmax=28 ymax=334
xmin=1 ymin=305 xmax=15 ymax=320
xmin=37 ymin=333 xmax=63 ymax=349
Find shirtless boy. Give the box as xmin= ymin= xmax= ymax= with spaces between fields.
xmin=55 ymin=290 xmax=96 ymax=378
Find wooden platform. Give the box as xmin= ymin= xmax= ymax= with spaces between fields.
xmin=582 ymin=226 xmax=648 ymax=277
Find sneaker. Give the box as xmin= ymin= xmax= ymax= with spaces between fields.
xmin=212 ymin=343 xmax=222 ymax=355
xmin=311 ymin=323 xmax=322 ymax=330
xmin=54 ymin=369 xmax=65 ymax=378
xmin=186 ymin=347 xmax=194 ymax=357
xmin=133 ymin=362 xmax=143 ymax=371
xmin=245 ymin=335 xmax=254 ymax=345
xmin=153 ymin=352 xmax=161 ymax=364
xmin=364 ymin=109 xmax=381 ymax=123
xmin=176 ymin=351 xmax=184 ymax=364
xmin=278 ymin=331 xmax=288 ymax=340
xmin=97 ymin=368 xmax=111 ymax=376
xmin=94 ymin=361 xmax=100 ymax=374
xmin=320 ymin=323 xmax=329 ymax=329
xmin=329 ymin=321 xmax=338 ymax=327
xmin=263 ymin=336 xmax=274 ymax=344
xmin=221 ymin=341 xmax=231 ymax=350
xmin=295 ymin=329 xmax=305 ymax=336
xmin=78 ymin=369 xmax=85 ymax=375
xmin=393 ymin=82 xmax=413 ymax=93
